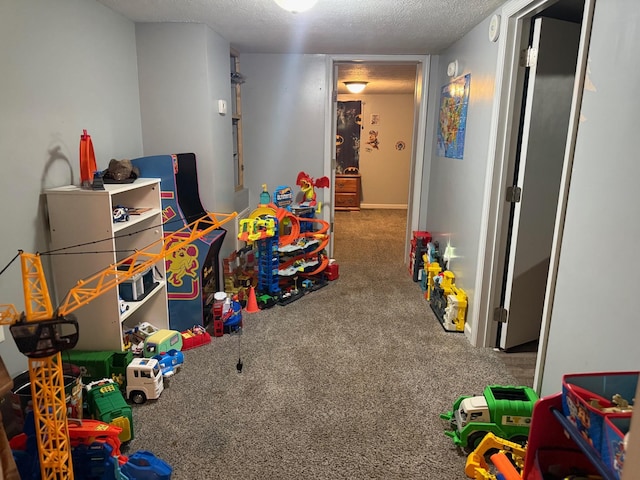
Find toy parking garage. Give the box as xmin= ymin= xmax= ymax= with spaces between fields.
xmin=230 ymin=173 xmax=337 ymax=309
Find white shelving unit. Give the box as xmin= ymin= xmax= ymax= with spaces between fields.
xmin=45 ymin=178 xmax=169 ymax=351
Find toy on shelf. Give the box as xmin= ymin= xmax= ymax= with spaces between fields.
xmin=440 ymin=385 xmax=539 ymax=450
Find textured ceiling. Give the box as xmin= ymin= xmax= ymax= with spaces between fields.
xmin=97 ymin=0 xmax=508 ymax=94
xmin=97 ymin=0 xmax=506 ymax=55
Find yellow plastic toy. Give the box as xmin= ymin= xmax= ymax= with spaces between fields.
xmin=465 ymin=432 xmax=526 ymax=480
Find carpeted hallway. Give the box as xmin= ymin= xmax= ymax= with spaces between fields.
xmin=126 ymin=209 xmax=534 ymax=479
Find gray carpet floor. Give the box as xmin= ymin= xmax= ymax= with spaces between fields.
xmin=125 ymin=209 xmax=532 ymax=479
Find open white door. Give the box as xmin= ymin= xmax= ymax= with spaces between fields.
xmin=499 ymin=17 xmax=581 ymax=350
xmin=328 ymin=63 xmax=339 ymax=258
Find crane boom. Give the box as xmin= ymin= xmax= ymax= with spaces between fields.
xmin=0 ymin=210 xmax=236 ymax=479
xmin=56 ymin=211 xmax=235 ymax=316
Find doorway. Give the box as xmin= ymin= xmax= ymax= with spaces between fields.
xmin=479 ymin=0 xmax=593 ymax=391
xmin=324 ymin=56 xmax=430 ymax=261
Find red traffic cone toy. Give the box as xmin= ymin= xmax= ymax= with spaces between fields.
xmin=245 ymin=286 xmax=260 ymax=313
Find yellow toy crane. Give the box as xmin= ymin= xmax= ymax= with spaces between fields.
xmin=0 ymin=210 xmax=236 ymax=480
xmin=465 ymin=432 xmax=527 ymax=480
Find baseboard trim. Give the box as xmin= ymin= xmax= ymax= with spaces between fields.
xmin=360 ymin=203 xmax=408 ymax=210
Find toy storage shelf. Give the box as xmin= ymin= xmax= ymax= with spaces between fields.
xmin=45 ymin=178 xmax=169 ymax=351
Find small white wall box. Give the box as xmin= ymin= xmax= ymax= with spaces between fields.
xmin=118 ymin=266 xmax=157 ymax=302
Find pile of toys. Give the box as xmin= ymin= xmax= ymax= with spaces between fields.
xmin=11 ymin=411 xmax=172 ymax=479
xmin=414 ymin=233 xmax=468 ymax=333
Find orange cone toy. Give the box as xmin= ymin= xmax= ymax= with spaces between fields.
xmin=245 ymin=286 xmax=260 ymax=313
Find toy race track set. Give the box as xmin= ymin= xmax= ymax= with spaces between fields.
xmin=236 ymin=172 xmax=335 ymax=308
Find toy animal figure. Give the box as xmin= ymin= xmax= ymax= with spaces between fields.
xmin=296 ymin=171 xmax=330 ymax=206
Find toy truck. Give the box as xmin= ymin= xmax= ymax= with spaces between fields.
xmin=85 ymin=379 xmax=134 ymax=443
xmin=440 ymin=385 xmax=539 ymax=449
xmin=62 ymin=350 xmax=134 ymax=389
xmin=125 ymin=357 xmax=164 ymax=405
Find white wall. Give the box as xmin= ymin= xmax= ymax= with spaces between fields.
xmin=540 ymin=0 xmax=640 ymax=395
xmin=0 ymin=0 xmax=143 ymax=376
xmin=338 ymin=93 xmax=414 ymax=207
xmin=423 ymin=15 xmax=500 ymax=336
xmin=240 ymin=54 xmax=328 ymax=208
xmin=135 ymin=23 xmax=236 ymax=214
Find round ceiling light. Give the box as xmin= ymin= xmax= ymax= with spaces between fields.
xmin=274 ymin=0 xmax=318 ymax=13
xmin=344 ymin=82 xmax=368 ymax=94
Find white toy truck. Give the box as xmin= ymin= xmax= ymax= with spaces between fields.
xmin=126 ymin=357 xmax=164 ymax=404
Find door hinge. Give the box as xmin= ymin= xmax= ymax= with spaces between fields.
xmin=519 ymin=46 xmax=538 ymax=68
xmin=332 ymin=90 xmax=338 ymax=102
xmin=494 ymin=307 xmax=508 ymax=323
xmin=506 ymin=186 xmax=522 ymax=203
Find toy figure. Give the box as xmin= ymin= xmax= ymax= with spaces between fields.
xmin=296 ymin=171 xmax=330 ymax=207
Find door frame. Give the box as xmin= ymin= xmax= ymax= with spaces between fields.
xmin=475 ymin=0 xmax=595 ymax=392
xmin=323 ymin=55 xmax=430 ymax=260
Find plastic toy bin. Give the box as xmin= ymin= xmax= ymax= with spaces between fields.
xmin=118 ymin=267 xmax=156 ymax=302
xmin=531 ymin=448 xmax=602 ymax=480
xmin=602 ymin=414 xmax=630 ymax=479
xmin=561 ymin=371 xmax=637 ymax=459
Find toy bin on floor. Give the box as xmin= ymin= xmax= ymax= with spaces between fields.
xmin=602 ymin=414 xmax=630 ymax=479
xmin=561 ymin=371 xmax=637 ymax=458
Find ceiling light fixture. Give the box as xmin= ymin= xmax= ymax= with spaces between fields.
xmin=274 ymin=0 xmax=318 ymax=13
xmin=344 ymin=81 xmax=368 ymax=94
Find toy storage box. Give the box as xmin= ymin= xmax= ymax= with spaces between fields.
xmin=603 ymin=414 xmax=630 ymax=479
xmin=118 ymin=267 xmax=156 ymax=302
xmin=561 ymin=371 xmax=637 ymax=460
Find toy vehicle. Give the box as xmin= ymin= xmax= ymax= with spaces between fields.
xmin=125 ymin=357 xmax=164 ymax=405
xmin=112 ymin=205 xmax=130 ymax=223
xmin=121 ymin=450 xmax=172 ymax=480
xmin=143 ymin=329 xmax=183 ymax=357
xmin=152 ymin=349 xmax=184 ymax=378
xmin=61 ymin=350 xmax=134 ymax=389
xmin=465 ymin=432 xmax=527 ymax=479
xmin=85 ymin=378 xmax=134 ymax=442
xmin=440 ymin=385 xmax=538 ymax=449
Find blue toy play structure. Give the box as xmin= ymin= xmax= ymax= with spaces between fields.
xmin=256 ymin=224 xmax=280 ymax=295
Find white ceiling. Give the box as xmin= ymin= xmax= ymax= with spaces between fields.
xmin=97 ymin=0 xmax=507 ymax=55
xmin=97 ymin=0 xmax=508 ymax=93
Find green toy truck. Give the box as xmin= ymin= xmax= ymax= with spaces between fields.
xmin=440 ymin=384 xmax=538 ymax=449
xmin=85 ymin=378 xmax=134 ymax=442
xmin=61 ymin=350 xmax=134 ymax=389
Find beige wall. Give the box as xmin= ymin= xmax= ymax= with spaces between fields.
xmin=338 ymin=93 xmax=414 ymax=208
